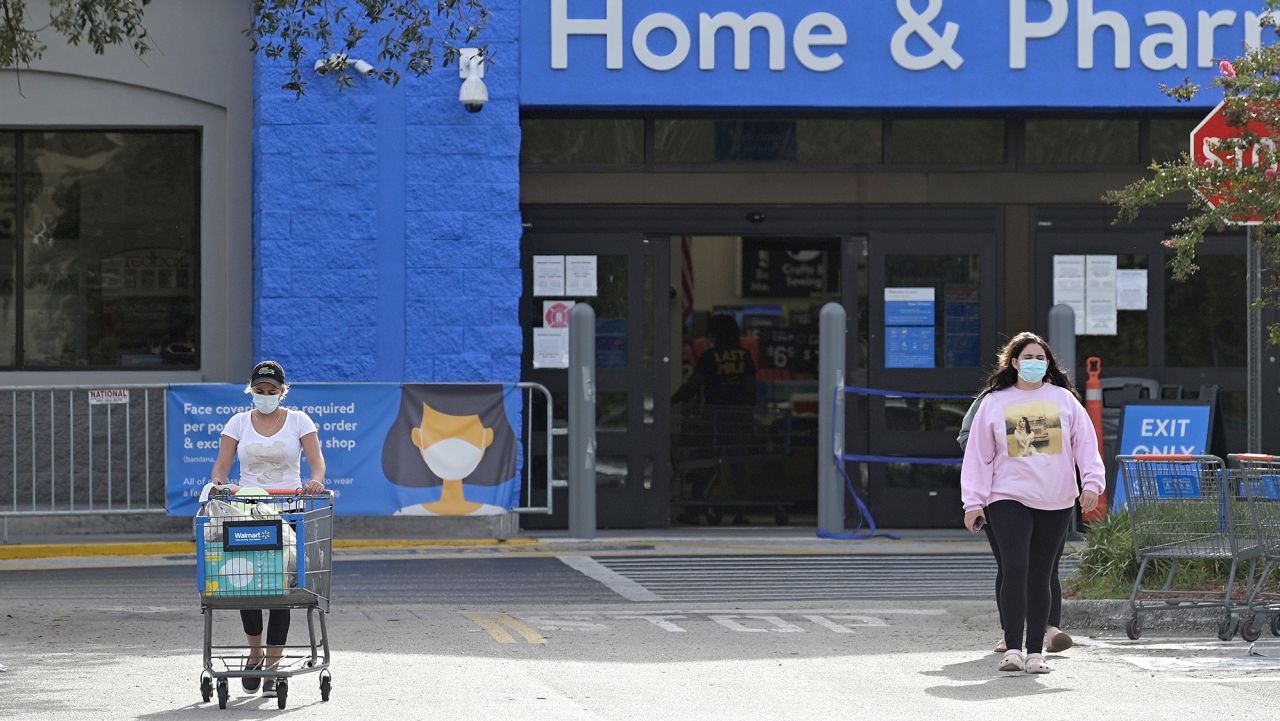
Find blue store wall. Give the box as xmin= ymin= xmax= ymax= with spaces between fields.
xmin=252 ymin=1 xmax=522 ymax=383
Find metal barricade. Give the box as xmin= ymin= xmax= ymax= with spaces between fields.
xmin=511 ymin=381 xmax=566 ymax=515
xmin=0 ymin=384 xmax=167 ymax=529
xmin=1117 ymin=454 xmax=1262 ymax=641
xmin=1229 ymin=453 xmax=1280 ymax=641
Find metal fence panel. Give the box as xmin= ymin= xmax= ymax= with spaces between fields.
xmin=0 ymin=385 xmax=167 ymax=516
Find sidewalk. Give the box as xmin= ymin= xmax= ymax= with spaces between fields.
xmin=0 ymin=526 xmax=1003 ymax=562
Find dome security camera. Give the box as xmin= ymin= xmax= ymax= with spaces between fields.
xmin=458 ymin=48 xmax=488 ymax=114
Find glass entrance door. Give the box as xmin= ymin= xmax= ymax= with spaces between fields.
xmin=521 ymin=234 xmax=670 ymax=528
xmin=865 ymin=233 xmax=997 ymax=527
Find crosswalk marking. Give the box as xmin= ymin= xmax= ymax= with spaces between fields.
xmin=589 ymin=555 xmax=1079 ymax=602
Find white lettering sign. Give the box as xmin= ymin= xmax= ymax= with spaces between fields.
xmin=551 ymin=1 xmax=847 ymax=72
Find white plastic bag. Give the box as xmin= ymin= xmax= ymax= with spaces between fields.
xmin=250 ymin=502 xmax=299 ymax=585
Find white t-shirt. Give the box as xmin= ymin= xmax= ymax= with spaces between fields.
xmin=222 ymin=409 xmax=319 ymax=490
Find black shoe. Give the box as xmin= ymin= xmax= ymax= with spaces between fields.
xmin=261 ymin=678 xmax=277 ymax=698
xmin=241 ymin=659 xmax=262 ymax=692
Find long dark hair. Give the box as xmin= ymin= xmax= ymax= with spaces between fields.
xmin=708 ymin=314 xmax=742 ymax=349
xmin=980 ymin=331 xmax=1079 ymax=398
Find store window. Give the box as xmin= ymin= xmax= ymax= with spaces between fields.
xmin=654 ymin=119 xmax=881 ymax=164
xmin=1075 ymin=254 xmax=1149 ymax=369
xmin=1165 ymin=253 xmax=1245 ymax=368
xmin=1150 ymin=116 xmax=1200 ymax=163
xmin=0 ymin=131 xmax=200 ymax=369
xmin=521 ymin=118 xmax=643 ymax=165
xmin=1025 ymin=119 xmax=1140 ymax=165
xmin=889 ymin=119 xmax=1005 ymax=165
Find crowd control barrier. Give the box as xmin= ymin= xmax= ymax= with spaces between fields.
xmin=0 ymin=384 xmax=168 ymax=539
xmin=1 ymin=381 xmax=565 ymax=539
xmin=820 ymin=385 xmax=972 ymax=540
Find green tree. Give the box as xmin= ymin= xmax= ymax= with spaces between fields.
xmin=1104 ymin=1 xmax=1280 ymax=341
xmin=0 ymin=0 xmax=488 ymax=96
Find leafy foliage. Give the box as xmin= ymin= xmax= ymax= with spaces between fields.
xmin=0 ymin=0 xmax=152 ymax=68
xmin=1104 ymin=1 xmax=1280 ymax=342
xmin=248 ymin=0 xmax=489 ymax=96
xmin=1 ymin=0 xmax=488 ymax=96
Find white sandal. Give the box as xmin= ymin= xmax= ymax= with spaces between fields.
xmin=994 ymin=638 xmax=1007 ymax=653
xmin=1024 ymin=653 xmax=1051 ymax=674
xmin=998 ymin=649 xmax=1025 ymax=672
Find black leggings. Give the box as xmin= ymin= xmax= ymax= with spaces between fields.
xmin=240 ymin=609 xmax=290 ymax=647
xmin=985 ymin=500 xmax=1072 ymax=655
xmin=983 ymin=520 xmax=1065 ymax=630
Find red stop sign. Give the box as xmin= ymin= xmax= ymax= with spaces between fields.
xmin=1189 ymin=101 xmax=1277 ymax=223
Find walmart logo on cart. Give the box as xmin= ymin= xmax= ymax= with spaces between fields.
xmin=231 ymin=529 xmax=274 ymax=542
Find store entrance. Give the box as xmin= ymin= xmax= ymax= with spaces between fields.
xmin=863 ymin=233 xmax=998 ymax=528
xmin=669 ymin=235 xmax=856 ymax=527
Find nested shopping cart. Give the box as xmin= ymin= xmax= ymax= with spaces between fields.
xmin=195 ymin=489 xmax=334 ymax=710
xmin=1230 ymin=454 xmax=1280 ymax=641
xmin=1117 ymin=454 xmax=1262 ymax=641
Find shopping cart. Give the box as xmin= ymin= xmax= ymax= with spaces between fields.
xmin=195 ymin=489 xmax=334 ymax=710
xmin=1117 ymin=454 xmax=1262 ymax=641
xmin=670 ymin=404 xmax=794 ymax=526
xmin=1230 ymin=454 xmax=1280 ymax=641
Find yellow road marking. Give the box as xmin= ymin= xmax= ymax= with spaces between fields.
xmin=463 ymin=612 xmax=517 ymax=643
xmin=462 ymin=612 xmax=547 ymax=645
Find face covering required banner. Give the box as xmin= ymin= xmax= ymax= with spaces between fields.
xmin=166 ymin=383 xmax=523 ymax=517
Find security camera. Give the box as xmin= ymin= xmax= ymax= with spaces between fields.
xmin=458 ymin=48 xmax=488 ymax=113
xmin=352 ymin=59 xmax=376 ymax=77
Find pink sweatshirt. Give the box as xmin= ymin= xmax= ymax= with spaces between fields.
xmin=960 ymin=383 xmax=1105 ymax=512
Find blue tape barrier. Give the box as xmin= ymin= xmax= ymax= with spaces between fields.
xmin=843 ymin=454 xmax=963 ymax=466
xmin=842 ymin=385 xmax=974 ymax=400
xmin=818 ymin=385 xmax=975 ymax=541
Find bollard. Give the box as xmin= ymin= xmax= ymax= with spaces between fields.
xmin=817 ymin=302 xmax=847 ymax=535
xmin=1047 ymin=304 xmax=1076 ymax=383
xmin=568 ymin=303 xmax=597 ymax=539
xmin=1081 ymin=357 xmax=1107 ymax=523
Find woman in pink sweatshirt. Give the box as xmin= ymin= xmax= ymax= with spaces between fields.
xmin=961 ymin=332 xmax=1105 ymax=674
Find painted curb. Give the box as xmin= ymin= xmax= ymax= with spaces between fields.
xmin=0 ymin=537 xmax=541 ymax=561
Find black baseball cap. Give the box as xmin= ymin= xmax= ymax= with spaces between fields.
xmin=249 ymin=360 xmax=286 ymax=388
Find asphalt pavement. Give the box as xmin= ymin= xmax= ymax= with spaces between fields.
xmin=3 ymin=541 xmax=1280 ymax=720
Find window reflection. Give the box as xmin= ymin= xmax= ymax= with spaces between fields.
xmin=0 ymin=133 xmax=15 ymax=366
xmin=1165 ymin=253 xmax=1245 ymax=368
xmin=14 ymin=131 xmax=199 ymax=368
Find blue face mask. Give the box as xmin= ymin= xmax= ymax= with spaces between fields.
xmin=252 ymin=393 xmax=281 ymax=413
xmin=1017 ymin=359 xmax=1048 ymax=383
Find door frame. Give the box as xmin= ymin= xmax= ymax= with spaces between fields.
xmin=863 ymin=232 xmax=999 ymax=527
xmin=520 ymin=232 xmax=671 ymax=528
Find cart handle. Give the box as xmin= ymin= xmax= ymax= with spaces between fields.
xmin=1130 ymin=454 xmax=1198 ymax=460
xmin=1231 ymin=453 xmax=1278 ymax=461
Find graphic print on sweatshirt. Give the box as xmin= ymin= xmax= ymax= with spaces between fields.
xmin=1003 ymin=400 xmax=1063 ymax=458
xmin=244 ymin=440 xmax=291 ymax=485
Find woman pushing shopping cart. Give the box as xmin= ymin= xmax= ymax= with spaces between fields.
xmin=195 ymin=360 xmax=334 ymax=709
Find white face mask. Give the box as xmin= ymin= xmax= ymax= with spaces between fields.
xmin=421 ymin=436 xmax=485 ymax=480
xmin=252 ymin=393 xmax=281 ymax=414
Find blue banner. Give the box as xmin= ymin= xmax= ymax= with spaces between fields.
xmin=1113 ymin=402 xmax=1213 ymax=509
xmin=167 ymin=384 xmax=523 ymax=517
xmin=522 ymin=1 xmax=1262 ymax=108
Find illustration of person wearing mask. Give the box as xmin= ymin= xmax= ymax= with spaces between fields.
xmin=382 ymin=386 xmax=518 ymax=516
